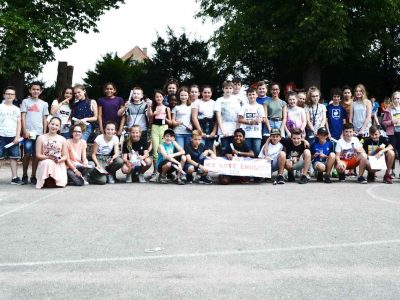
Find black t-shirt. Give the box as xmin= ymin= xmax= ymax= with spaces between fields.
xmin=184 ymin=143 xmax=206 ymax=163
xmin=223 ymin=142 xmax=252 ymax=157
xmin=363 ymin=136 xmax=390 ymax=156
xmin=122 ymin=139 xmax=148 ymax=155
xmin=281 ymin=138 xmax=308 ymax=159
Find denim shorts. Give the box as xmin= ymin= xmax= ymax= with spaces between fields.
xmin=23 ymin=138 xmax=36 ymax=156
xmin=0 ymin=136 xmax=21 ymax=159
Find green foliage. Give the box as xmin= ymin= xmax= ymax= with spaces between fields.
xmin=0 ymin=0 xmax=124 ymax=77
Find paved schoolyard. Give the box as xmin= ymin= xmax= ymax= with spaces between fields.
xmin=0 ymin=166 xmax=399 ymax=299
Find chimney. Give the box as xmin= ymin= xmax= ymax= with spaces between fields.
xmin=143 ymin=47 xmax=147 ymax=56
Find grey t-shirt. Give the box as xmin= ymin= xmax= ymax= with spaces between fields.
xmin=265 ymin=98 xmax=286 ymax=119
xmin=20 ymin=98 xmax=49 ymax=136
xmin=126 ymin=101 xmax=148 ymax=131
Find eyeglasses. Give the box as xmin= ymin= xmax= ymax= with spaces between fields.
xmin=73 ymin=131 xmax=82 ymax=133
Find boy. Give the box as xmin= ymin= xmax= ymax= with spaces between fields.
xmin=0 ymin=86 xmax=22 ymax=184
xmin=335 ymin=123 xmax=368 ymax=183
xmin=122 ymin=87 xmax=152 ymax=141
xmin=238 ymin=87 xmax=265 ymax=156
xmin=310 ymin=127 xmax=335 ymax=183
xmin=258 ymin=128 xmax=285 ymax=183
xmin=156 ymin=129 xmax=186 ymax=184
xmin=214 ymin=80 xmax=241 ymax=154
xmin=363 ymin=126 xmax=395 ymax=183
xmin=256 ymin=80 xmax=272 ymax=142
xmin=326 ymin=88 xmax=347 ymax=140
xmin=184 ymin=130 xmax=216 ymax=184
xmin=218 ymin=128 xmax=254 ymax=185
xmin=232 ymin=78 xmax=248 ymax=107
xmin=20 ymin=82 xmax=49 ymax=185
xmin=278 ymin=128 xmax=311 ymax=184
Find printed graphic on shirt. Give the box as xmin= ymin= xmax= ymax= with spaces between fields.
xmin=331 ymin=108 xmax=341 ymax=120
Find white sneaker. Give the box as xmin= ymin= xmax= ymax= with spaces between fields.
xmin=107 ymin=175 xmax=115 ymax=184
xmin=126 ymin=173 xmax=132 ymax=183
xmin=149 ymin=173 xmax=159 ymax=183
xmin=138 ymin=174 xmax=146 ymax=183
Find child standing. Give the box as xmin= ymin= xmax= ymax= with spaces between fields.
xmin=50 ymin=87 xmax=74 ymax=139
xmin=341 ymin=85 xmax=353 ymax=123
xmin=284 ymin=91 xmax=306 ymax=138
xmin=351 ymin=84 xmax=372 ymax=137
xmin=264 ymin=82 xmax=287 ymax=137
xmin=172 ymin=87 xmax=192 ymax=148
xmin=20 ymin=82 xmax=49 ymax=185
xmin=189 ymin=85 xmax=200 ymax=103
xmin=238 ymin=87 xmax=265 ymax=156
xmin=326 ymin=88 xmax=347 ymax=141
xmin=305 ymin=87 xmax=327 ymax=144
xmin=0 ymin=86 xmax=22 ymax=184
xmin=232 ymin=78 xmax=248 ymax=107
xmin=98 ymin=82 xmax=125 ymax=136
xmin=215 ymin=80 xmax=241 ymax=154
xmin=149 ymin=90 xmax=171 ymax=182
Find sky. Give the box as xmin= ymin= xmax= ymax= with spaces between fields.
xmin=39 ymin=0 xmax=218 ymax=85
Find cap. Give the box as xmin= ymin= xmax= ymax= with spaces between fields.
xmin=270 ymin=128 xmax=281 ymax=136
xmin=317 ymin=127 xmax=329 ymax=135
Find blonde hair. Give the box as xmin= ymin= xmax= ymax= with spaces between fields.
xmin=354 ymin=84 xmax=369 ymax=106
xmin=192 ymin=130 xmax=202 ymax=138
xmin=305 ymin=87 xmax=321 ymax=107
xmin=390 ymin=91 xmax=400 ymax=108
xmin=126 ymin=125 xmax=142 ymax=151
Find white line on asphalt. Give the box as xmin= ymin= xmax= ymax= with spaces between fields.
xmin=1 ymin=239 xmax=400 ymax=268
xmin=0 ymin=190 xmax=62 ymax=219
xmin=366 ymin=185 xmax=400 ymax=206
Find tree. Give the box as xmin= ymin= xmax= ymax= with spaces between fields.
xmin=0 ymin=0 xmax=124 ymax=97
xmin=196 ymin=0 xmax=400 ymax=96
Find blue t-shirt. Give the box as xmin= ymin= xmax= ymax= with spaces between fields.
xmin=310 ymin=140 xmax=334 ymax=163
xmin=326 ymin=104 xmax=346 ymax=140
xmin=256 ymin=96 xmax=271 ymax=106
xmin=156 ymin=142 xmax=176 ymax=168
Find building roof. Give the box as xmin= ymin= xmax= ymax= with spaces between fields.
xmin=121 ymin=46 xmax=149 ymax=62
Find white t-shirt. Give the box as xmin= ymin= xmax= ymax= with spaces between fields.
xmin=335 ymin=137 xmax=362 ymax=160
xmin=258 ymin=142 xmax=283 ymax=160
xmin=192 ymin=99 xmax=215 ymax=120
xmin=305 ymin=104 xmax=326 ymax=131
xmin=233 ymin=93 xmax=248 ymax=107
xmin=95 ymin=134 xmax=119 ymax=155
xmin=172 ymin=104 xmax=192 ymax=134
xmin=214 ymin=96 xmax=241 ymax=136
xmin=0 ymin=103 xmax=21 ymax=137
xmin=51 ymin=99 xmax=72 ymax=133
xmin=239 ymin=103 xmax=265 ymax=139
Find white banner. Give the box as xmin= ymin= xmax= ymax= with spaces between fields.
xmin=204 ymin=157 xmax=271 ymax=178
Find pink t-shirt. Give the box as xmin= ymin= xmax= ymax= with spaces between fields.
xmin=66 ymin=139 xmax=87 ymax=168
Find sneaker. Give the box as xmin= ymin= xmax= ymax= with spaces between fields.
xmin=276 ymin=174 xmax=285 ymax=185
xmin=357 ymin=176 xmax=367 ymax=184
xmin=11 ymin=177 xmax=21 ymax=185
xmin=324 ymin=174 xmax=332 ymax=184
xmin=316 ymin=171 xmax=323 ymax=182
xmin=186 ymin=174 xmax=193 ymax=183
xmin=138 ymin=174 xmax=146 ymax=183
xmin=367 ymin=172 xmax=375 ymax=182
xmin=126 ymin=173 xmax=132 ymax=183
xmin=298 ymin=174 xmax=309 ymax=184
xmin=30 ymin=176 xmax=37 ymax=185
xmin=180 ymin=173 xmax=187 ymax=182
xmin=339 ymin=173 xmax=346 ymax=182
xmin=107 ymin=175 xmax=115 ymax=184
xmin=199 ymin=175 xmax=212 ymax=184
xmin=287 ymin=171 xmax=295 ymax=182
xmin=159 ymin=175 xmax=168 ymax=184
xmin=167 ymin=173 xmax=177 ymax=182
xmin=383 ymin=174 xmax=393 ymax=184
xmin=21 ymin=175 xmax=29 ymax=185
xmin=332 ymin=169 xmax=338 ymax=178
xmin=149 ymin=173 xmax=159 ymax=183
xmin=177 ymin=178 xmax=185 ymax=185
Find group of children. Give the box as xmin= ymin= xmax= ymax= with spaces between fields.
xmin=0 ymin=78 xmax=399 ymax=188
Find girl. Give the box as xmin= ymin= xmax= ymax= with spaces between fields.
xmin=297 ymin=92 xmax=306 ymax=108
xmin=149 ymin=90 xmax=171 ymax=182
xmin=35 ymin=117 xmax=68 ymax=189
xmin=191 ymin=85 xmax=217 ymax=150
xmin=121 ymin=125 xmax=151 ymax=183
xmin=190 ymin=84 xmax=200 ymax=103
xmin=50 ymin=87 xmax=73 ymax=139
xmin=172 ymin=87 xmax=192 ymax=148
xmin=91 ymin=122 xmax=123 ymax=184
xmin=351 ymin=84 xmax=372 ymax=137
xmin=71 ymin=85 xmax=98 ymax=141
xmin=264 ymin=82 xmax=287 ymax=137
xmin=341 ymin=85 xmax=353 ymax=123
xmin=163 ymin=78 xmax=179 ymax=106
xmin=382 ymin=91 xmax=400 ymax=177
xmin=284 ymin=91 xmax=306 ymax=138
xmin=305 ymin=87 xmax=326 ymax=144
xmin=66 ymin=123 xmax=94 ymax=186
xmin=97 ymin=82 xmax=125 ymax=135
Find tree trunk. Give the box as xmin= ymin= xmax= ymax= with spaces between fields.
xmin=67 ymin=65 xmax=74 ymax=87
xmin=303 ymin=63 xmax=321 ymax=90
xmin=9 ymin=71 xmax=25 ymax=100
xmin=56 ymin=61 xmax=68 ymax=95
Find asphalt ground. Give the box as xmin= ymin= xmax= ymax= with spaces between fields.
xmin=0 ymin=164 xmax=399 ymax=299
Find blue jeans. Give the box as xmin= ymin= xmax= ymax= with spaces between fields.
xmin=245 ymin=138 xmax=261 ymax=157
xmin=82 ymin=123 xmax=93 ymax=141
xmin=175 ymin=134 xmax=191 ymax=149
xmin=0 ymin=136 xmax=20 ymax=159
xmin=23 ymin=138 xmax=36 ymax=156
xmin=220 ymin=136 xmax=234 ymax=155
xmin=269 ymin=120 xmax=283 ymax=135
